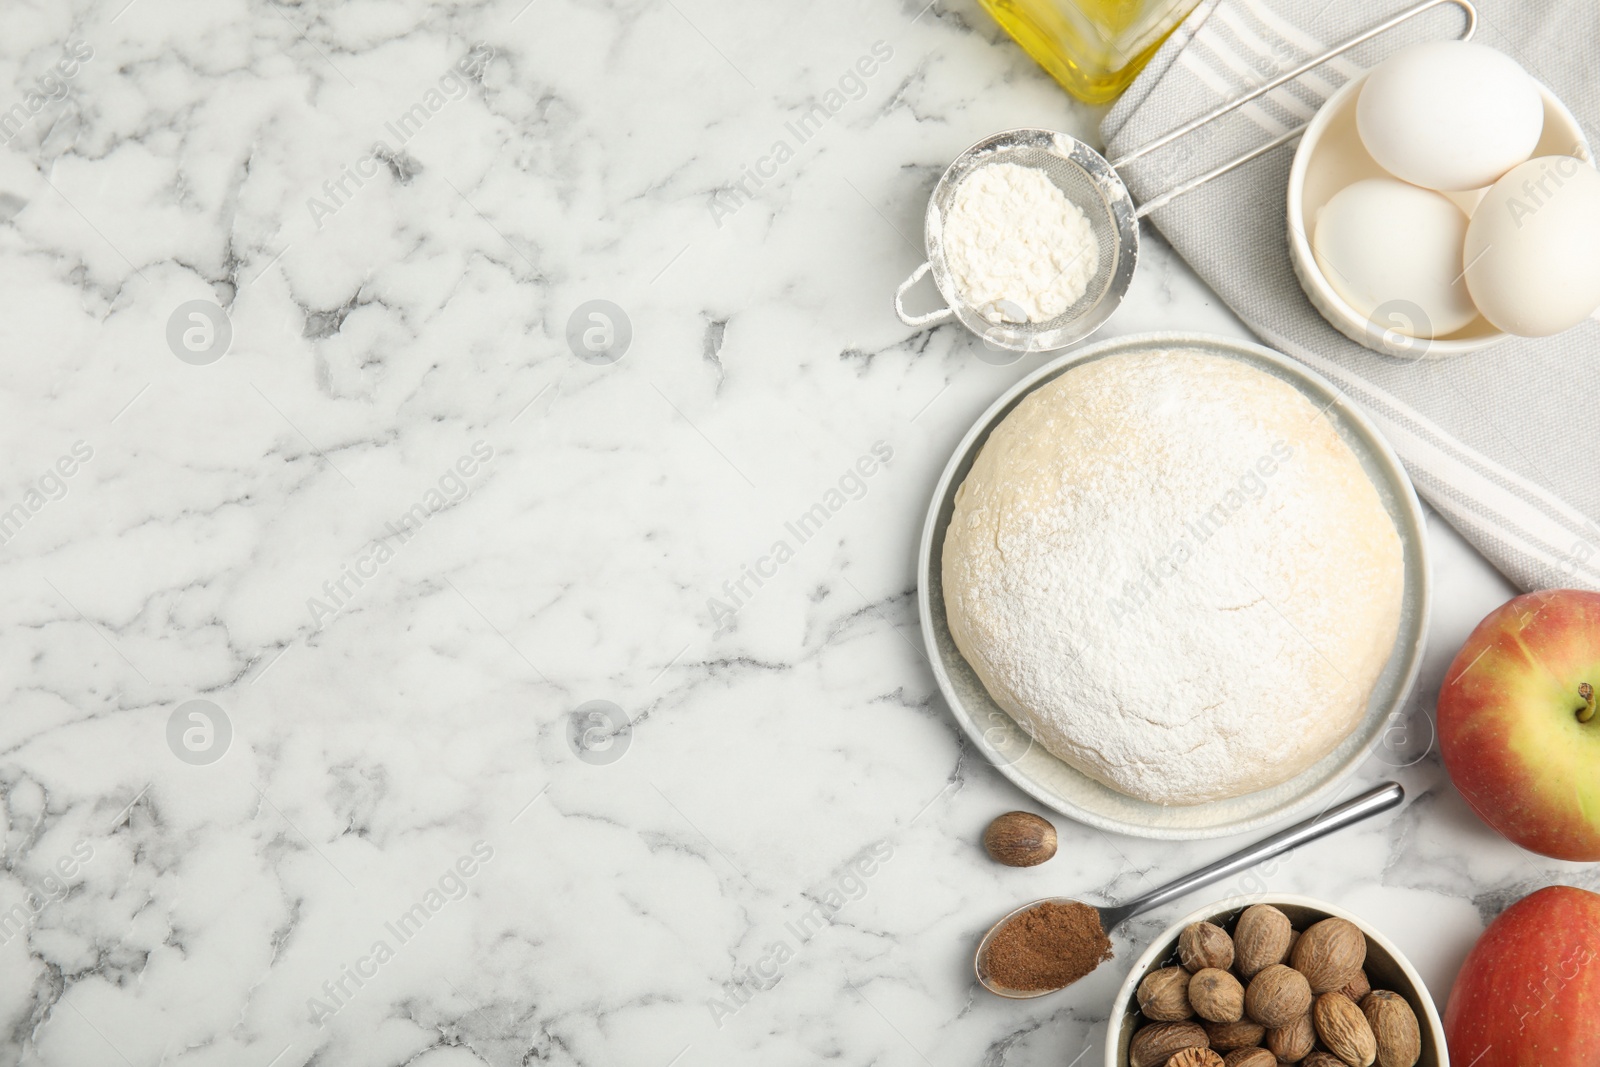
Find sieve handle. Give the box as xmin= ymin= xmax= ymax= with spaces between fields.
xmin=1112 ymin=0 xmax=1478 ymax=211
xmin=895 ymin=261 xmax=956 ymax=328
xmin=1133 ymin=125 xmax=1306 ymax=219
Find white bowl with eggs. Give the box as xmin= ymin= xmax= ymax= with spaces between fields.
xmin=1288 ymin=48 xmax=1594 ymax=359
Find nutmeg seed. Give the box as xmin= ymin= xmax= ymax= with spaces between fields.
xmin=1129 ymin=1021 xmax=1209 ymax=1067
xmin=1166 ymin=1050 xmax=1224 ymax=1067
xmin=1361 ymin=990 xmax=1421 ymax=1067
xmin=1339 ymin=969 xmax=1372 ymax=1004
xmin=982 ymin=811 xmax=1057 ymax=867
xmin=1292 ymin=917 xmax=1367 ymax=994
xmin=1179 ymin=921 xmax=1235 ymax=973
xmin=1189 ymin=968 xmax=1245 ymax=1023
xmin=1314 ymin=992 xmax=1377 ymax=1067
xmin=1203 ymin=1018 xmax=1266 ymax=1052
xmin=1265 ymin=1011 xmax=1315 ymax=1063
xmin=1222 ymin=1049 xmax=1277 ymax=1067
xmin=1244 ymin=964 xmax=1312 ymax=1028
xmin=1233 ymin=904 xmax=1293 ymax=979
xmin=1138 ymin=965 xmax=1194 ymax=1022
xmin=1301 ymin=1055 xmax=1346 ymax=1067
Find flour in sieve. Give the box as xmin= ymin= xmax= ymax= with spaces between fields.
xmin=942 ymin=162 xmax=1100 ymax=324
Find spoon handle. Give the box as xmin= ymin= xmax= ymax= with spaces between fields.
xmin=1100 ymin=782 xmax=1404 ymax=930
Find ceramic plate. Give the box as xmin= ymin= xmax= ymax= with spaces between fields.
xmin=917 ymin=332 xmax=1430 ymax=839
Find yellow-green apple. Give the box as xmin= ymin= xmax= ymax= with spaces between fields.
xmin=1438 ymin=589 xmax=1600 ymax=861
xmin=1445 ymin=884 xmax=1600 ymax=1067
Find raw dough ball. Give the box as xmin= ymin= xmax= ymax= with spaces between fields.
xmin=941 ymin=350 xmax=1403 ymax=805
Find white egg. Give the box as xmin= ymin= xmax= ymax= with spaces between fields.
xmin=1464 ymin=155 xmax=1600 ymax=336
xmin=1312 ymin=178 xmax=1478 ymax=339
xmin=1357 ymin=41 xmax=1543 ymax=191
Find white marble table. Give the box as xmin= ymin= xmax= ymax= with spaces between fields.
xmin=1 ymin=1 xmax=1590 ymax=1064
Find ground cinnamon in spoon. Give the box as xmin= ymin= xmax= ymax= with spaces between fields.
xmin=982 ymin=901 xmax=1114 ymax=991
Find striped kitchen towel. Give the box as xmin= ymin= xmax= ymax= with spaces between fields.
xmin=1101 ymin=0 xmax=1600 ymax=592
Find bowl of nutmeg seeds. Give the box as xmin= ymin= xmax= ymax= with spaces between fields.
xmin=1108 ymin=895 xmax=1446 ymax=1067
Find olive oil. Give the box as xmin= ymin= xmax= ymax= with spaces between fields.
xmin=979 ymin=0 xmax=1201 ymax=104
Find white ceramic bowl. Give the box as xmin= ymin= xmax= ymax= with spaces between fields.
xmin=918 ymin=332 xmax=1430 ymax=840
xmin=1106 ymin=894 xmax=1449 ymax=1067
xmin=1287 ymin=73 xmax=1593 ymax=359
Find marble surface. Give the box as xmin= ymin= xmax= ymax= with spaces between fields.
xmin=0 ymin=0 xmax=1594 ymax=1065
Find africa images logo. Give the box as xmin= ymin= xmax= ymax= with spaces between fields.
xmin=166 ymin=699 xmax=232 ymax=766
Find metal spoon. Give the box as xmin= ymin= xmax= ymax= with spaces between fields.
xmin=974 ymin=781 xmax=1405 ymax=998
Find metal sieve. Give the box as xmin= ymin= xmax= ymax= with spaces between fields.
xmin=894 ymin=0 xmax=1477 ymax=354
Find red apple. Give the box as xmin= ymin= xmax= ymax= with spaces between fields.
xmin=1445 ymin=884 xmax=1600 ymax=1067
xmin=1437 ymin=589 xmax=1600 ymax=861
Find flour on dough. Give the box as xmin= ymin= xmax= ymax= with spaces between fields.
xmin=941 ymin=349 xmax=1404 ymax=805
